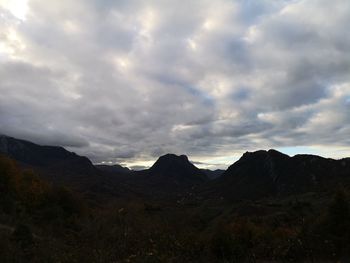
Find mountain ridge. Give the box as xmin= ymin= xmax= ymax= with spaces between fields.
xmin=212 ymin=149 xmax=350 ymax=200
xmin=2 ymin=135 xmax=350 ymax=201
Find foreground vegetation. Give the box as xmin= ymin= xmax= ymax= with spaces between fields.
xmin=1 ymin=155 xmax=350 ymax=262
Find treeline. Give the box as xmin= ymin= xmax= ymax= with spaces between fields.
xmin=210 ymin=190 xmax=350 ymax=262
xmin=0 ymin=155 xmax=87 ymax=262
xmin=0 ymin=155 xmax=86 ymax=221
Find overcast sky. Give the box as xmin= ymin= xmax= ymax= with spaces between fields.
xmin=0 ymin=0 xmax=350 ymax=169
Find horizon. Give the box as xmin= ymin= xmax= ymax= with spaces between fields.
xmin=1 ymin=133 xmax=347 ymax=171
xmin=1 ymin=0 xmax=350 ymax=169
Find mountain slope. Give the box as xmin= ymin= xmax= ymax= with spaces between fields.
xmin=0 ymin=135 xmax=95 ymax=172
xmin=201 ymin=169 xmax=225 ymax=180
xmin=148 ymin=154 xmax=207 ymax=183
xmin=95 ymin=164 xmax=131 ymax=175
xmin=211 ymin=149 xmax=350 ymax=200
xmin=0 ymin=135 xmax=105 ymax=192
xmin=123 ymin=154 xmax=208 ymax=198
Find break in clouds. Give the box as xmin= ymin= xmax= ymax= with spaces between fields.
xmin=0 ymin=0 xmax=350 ymax=168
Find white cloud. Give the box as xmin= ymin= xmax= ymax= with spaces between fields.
xmin=0 ymin=0 xmax=29 ymax=20
xmin=1 ymin=0 xmax=350 ymax=168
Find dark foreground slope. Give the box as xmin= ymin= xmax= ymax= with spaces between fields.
xmin=2 ymin=153 xmax=350 ymax=262
xmin=210 ymin=149 xmax=350 ymax=200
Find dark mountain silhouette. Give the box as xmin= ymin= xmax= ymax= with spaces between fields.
xmin=95 ymin=164 xmax=131 ymax=175
xmin=201 ymin=169 xmax=224 ymax=180
xmin=123 ymin=154 xmax=208 ymax=198
xmin=2 ymin=135 xmax=350 ymax=202
xmin=148 ymin=154 xmax=207 ymax=183
xmin=0 ymin=135 xmax=95 ymax=173
xmin=0 ymin=135 xmax=108 ymax=193
xmin=211 ymin=149 xmax=350 ymax=200
xmin=0 ymin=135 xmax=209 ymax=199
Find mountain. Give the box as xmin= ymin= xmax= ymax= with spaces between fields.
xmin=0 ymin=135 xmax=104 ymax=191
xmin=0 ymin=135 xmax=94 ymax=170
xmin=95 ymin=164 xmax=131 ymax=175
xmin=148 ymin=154 xmax=207 ymax=184
xmin=0 ymin=136 xmax=208 ymax=199
xmin=122 ymin=154 xmax=208 ymax=198
xmin=3 ymin=134 xmax=350 ymax=202
xmin=201 ymin=169 xmax=225 ymax=180
xmin=211 ymin=149 xmax=350 ymax=200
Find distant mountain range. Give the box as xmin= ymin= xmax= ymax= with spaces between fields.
xmin=96 ymin=164 xmax=131 ymax=175
xmin=1 ymin=135 xmax=350 ymax=201
xmin=201 ymin=169 xmax=224 ymax=180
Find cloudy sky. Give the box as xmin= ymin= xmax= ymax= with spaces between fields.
xmin=0 ymin=0 xmax=350 ymax=169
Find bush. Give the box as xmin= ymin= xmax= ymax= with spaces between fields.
xmin=210 ymin=220 xmax=259 ymax=262
xmin=0 ymin=155 xmax=20 ymax=197
xmin=311 ymin=190 xmax=350 ymax=258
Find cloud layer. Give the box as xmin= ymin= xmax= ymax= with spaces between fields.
xmin=1 ymin=0 xmax=350 ymax=168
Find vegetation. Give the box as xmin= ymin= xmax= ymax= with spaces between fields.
xmin=1 ymin=155 xmax=350 ymax=262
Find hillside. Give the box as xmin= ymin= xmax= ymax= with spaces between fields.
xmin=210 ymin=149 xmax=350 ymax=200
xmin=1 ymin=136 xmax=350 ymax=262
xmin=0 ymin=135 xmax=123 ymax=197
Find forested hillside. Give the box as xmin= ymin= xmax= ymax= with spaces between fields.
xmin=1 ymin=154 xmax=350 ymax=262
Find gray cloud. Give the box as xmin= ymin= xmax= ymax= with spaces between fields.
xmin=0 ymin=0 xmax=350 ymax=168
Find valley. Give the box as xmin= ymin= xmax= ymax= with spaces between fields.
xmin=1 ymin=135 xmax=350 ymax=262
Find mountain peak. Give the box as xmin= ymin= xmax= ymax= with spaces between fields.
xmin=242 ymin=149 xmax=288 ymax=157
xmin=239 ymin=149 xmax=289 ymax=163
xmin=267 ymin=149 xmax=289 ymax=156
xmin=214 ymin=148 xmax=350 ymax=201
xmin=156 ymin=153 xmax=189 ymax=162
xmin=149 ymin=153 xmax=206 ymax=182
xmin=150 ymin=153 xmax=191 ymax=172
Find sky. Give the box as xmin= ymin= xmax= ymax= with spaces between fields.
xmin=0 ymin=0 xmax=350 ymax=169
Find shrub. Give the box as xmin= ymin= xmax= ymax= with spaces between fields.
xmin=0 ymin=155 xmax=20 ymax=197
